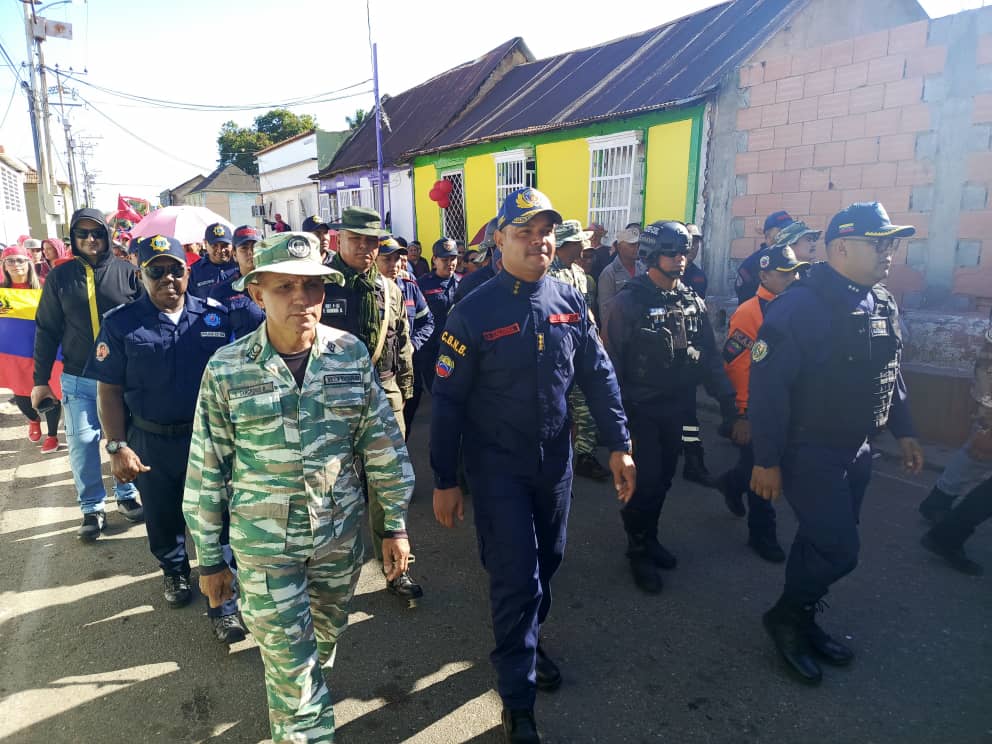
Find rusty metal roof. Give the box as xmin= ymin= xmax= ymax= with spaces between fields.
xmin=317 ymin=38 xmax=533 ymax=178
xmin=412 ymin=0 xmax=805 ymax=156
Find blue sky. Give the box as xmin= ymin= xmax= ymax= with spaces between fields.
xmin=0 ymin=0 xmax=978 ymax=209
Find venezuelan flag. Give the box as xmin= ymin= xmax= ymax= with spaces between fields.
xmin=0 ymin=288 xmax=63 ymax=397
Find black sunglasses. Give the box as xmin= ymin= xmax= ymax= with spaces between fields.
xmin=72 ymin=228 xmax=107 ymax=240
xmin=143 ymin=263 xmax=186 ymax=280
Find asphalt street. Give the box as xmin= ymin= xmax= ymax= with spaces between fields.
xmin=0 ymin=394 xmax=989 ymax=744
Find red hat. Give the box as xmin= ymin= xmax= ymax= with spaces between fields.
xmin=2 ymin=244 xmax=31 ymax=260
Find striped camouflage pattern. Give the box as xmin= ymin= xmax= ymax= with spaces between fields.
xmin=549 ymin=258 xmax=596 ymax=317
xmin=238 ymin=545 xmax=361 ymax=743
xmin=183 ymin=321 xmax=413 ymax=568
xmin=569 ymin=387 xmax=599 ymax=457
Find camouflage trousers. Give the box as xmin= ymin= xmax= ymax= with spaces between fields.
xmin=568 ymin=387 xmax=598 ymax=457
xmin=367 ymin=375 xmax=406 ymax=562
xmin=237 ymin=531 xmax=363 ymax=744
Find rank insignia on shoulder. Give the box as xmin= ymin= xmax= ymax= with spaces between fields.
xmin=751 ymin=339 xmax=769 ymax=362
xmin=246 ymin=343 xmax=263 ymax=361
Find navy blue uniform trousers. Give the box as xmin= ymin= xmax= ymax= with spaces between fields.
xmin=781 ymin=441 xmax=872 ymax=604
xmin=626 ymin=409 xmax=683 ymax=516
xmin=129 ymin=426 xmax=238 ymax=617
xmin=467 ymin=459 xmax=572 ymax=710
xmin=724 ymin=442 xmax=777 ymax=537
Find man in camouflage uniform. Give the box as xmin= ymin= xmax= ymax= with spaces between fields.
xmin=183 ymin=232 xmax=414 ymax=744
xmin=549 ymin=220 xmax=610 ymax=482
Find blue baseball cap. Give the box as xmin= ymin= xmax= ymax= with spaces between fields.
xmin=432 ymin=238 xmax=458 ymax=258
xmin=136 ymin=234 xmax=185 ymax=268
xmin=755 ymin=243 xmax=810 ymax=273
xmin=497 ymin=187 xmax=563 ymax=231
xmin=379 ymin=236 xmax=407 ymax=255
xmin=763 ymin=210 xmax=794 ymax=233
xmin=824 ymin=202 xmax=916 ymax=244
xmin=204 ymin=222 xmax=233 ymax=245
xmin=233 ymin=225 xmax=261 ymax=247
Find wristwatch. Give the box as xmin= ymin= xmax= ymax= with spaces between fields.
xmin=105 ymin=439 xmax=128 ymax=454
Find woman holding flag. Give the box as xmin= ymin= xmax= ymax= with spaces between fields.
xmin=0 ymin=245 xmax=63 ymax=453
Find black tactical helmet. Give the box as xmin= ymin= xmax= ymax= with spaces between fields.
xmin=638 ymin=221 xmax=691 ymax=264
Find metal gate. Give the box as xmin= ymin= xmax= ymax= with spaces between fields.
xmin=440 ymin=171 xmax=466 ymax=243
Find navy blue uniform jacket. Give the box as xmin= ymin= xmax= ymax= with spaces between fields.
xmin=430 ymin=270 xmax=630 ymax=489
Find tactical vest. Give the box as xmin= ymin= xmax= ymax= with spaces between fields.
xmin=790 ymin=281 xmax=902 ymax=448
xmin=626 ymin=284 xmax=707 ymax=396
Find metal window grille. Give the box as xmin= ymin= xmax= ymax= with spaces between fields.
xmin=495 ymin=151 xmax=536 ymax=212
xmin=319 ymin=193 xmax=334 ymax=222
xmin=2 ymin=167 xmax=22 ymax=212
xmin=440 ymin=172 xmax=466 ymax=242
xmin=588 ymin=134 xmax=640 ymax=242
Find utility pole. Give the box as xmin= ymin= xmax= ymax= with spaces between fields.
xmin=22 ymin=1 xmax=57 ymax=237
xmin=54 ymin=68 xmax=79 ymax=211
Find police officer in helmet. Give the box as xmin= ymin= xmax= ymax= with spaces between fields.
xmin=750 ymin=202 xmax=924 ymax=685
xmin=604 ymin=220 xmax=738 ymax=595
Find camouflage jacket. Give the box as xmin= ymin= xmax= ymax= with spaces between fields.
xmin=183 ymin=321 xmax=414 ymax=567
xmin=549 ymin=258 xmax=597 ymax=323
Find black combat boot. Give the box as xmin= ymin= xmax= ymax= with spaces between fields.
xmin=801 ymin=600 xmax=854 ymax=666
xmin=762 ymin=595 xmax=822 ymax=684
xmin=717 ymin=470 xmax=747 ymax=517
xmin=918 ymin=486 xmax=955 ymax=524
xmin=748 ymin=532 xmax=786 ymax=563
xmin=622 ymin=509 xmax=663 ymax=593
xmin=387 ymin=571 xmax=424 ymax=607
xmin=502 ymin=708 xmax=540 ymax=743
xmin=644 ymin=509 xmax=678 ymax=570
xmin=574 ymin=452 xmax=610 ymax=481
xmin=535 ymin=644 xmax=562 ymax=691
xmin=683 ymin=442 xmax=718 ymax=488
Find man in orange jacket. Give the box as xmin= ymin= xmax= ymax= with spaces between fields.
xmin=717 ymin=237 xmax=813 ymax=562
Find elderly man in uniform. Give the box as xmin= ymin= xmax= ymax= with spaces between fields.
xmin=431 ymin=187 xmax=636 ymax=744
xmin=184 ymin=232 xmax=414 ymax=743
xmin=209 ymin=225 xmax=266 ymax=340
xmin=322 ymin=207 xmax=421 ymax=604
xmin=750 ymin=202 xmax=924 ymax=685
xmin=85 ymin=235 xmax=245 ymax=641
xmin=549 ymin=219 xmax=609 ymax=482
xmin=604 ymin=221 xmax=739 ymax=595
xmin=189 ymin=222 xmax=238 ymax=299
xmin=596 ymin=223 xmax=644 ymax=334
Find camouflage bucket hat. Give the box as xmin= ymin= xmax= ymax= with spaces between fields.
xmin=555 ymin=219 xmax=593 ymax=246
xmin=232 ymin=232 xmax=344 ymax=291
xmin=771 ymin=220 xmax=821 ymax=249
xmin=329 ymin=206 xmax=389 ymax=237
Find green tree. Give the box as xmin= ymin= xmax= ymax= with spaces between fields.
xmin=346 ymin=108 xmax=367 ymax=131
xmin=216 ymin=108 xmax=318 ymax=175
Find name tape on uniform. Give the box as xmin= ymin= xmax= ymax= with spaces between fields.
xmin=229 ymin=382 xmax=275 ymax=400
xmin=324 ymin=373 xmax=362 ymax=386
xmin=482 ymin=323 xmax=521 ymax=341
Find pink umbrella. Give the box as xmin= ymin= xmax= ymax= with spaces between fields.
xmin=129 ymin=206 xmax=234 ymax=245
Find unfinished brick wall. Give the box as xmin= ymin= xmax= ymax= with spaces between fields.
xmin=733 ymin=18 xmax=992 ymax=312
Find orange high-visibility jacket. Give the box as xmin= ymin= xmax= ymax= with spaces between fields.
xmin=723 ymin=284 xmax=777 ymax=416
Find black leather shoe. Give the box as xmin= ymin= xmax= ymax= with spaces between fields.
xmin=502 ymin=708 xmax=540 ymax=743
xmin=387 ymin=571 xmax=424 ymax=600
xmin=574 ymin=453 xmax=610 ymax=481
xmin=762 ymin=602 xmax=822 ymax=685
xmin=628 ymin=552 xmax=663 ymax=594
xmin=116 ymin=498 xmax=144 ymax=523
xmin=748 ymin=534 xmax=786 ymax=563
xmin=805 ymin=620 xmax=854 ymax=666
xmin=212 ymin=613 xmax=247 ymax=644
xmin=163 ymin=574 xmax=192 ymax=608
xmin=920 ymin=533 xmax=984 ymax=575
xmin=918 ymin=487 xmax=954 ymax=524
xmin=535 ymin=645 xmax=562 ymax=692
xmin=77 ymin=512 xmax=106 ymax=541
xmin=644 ymin=537 xmax=678 ymax=570
xmin=718 ymin=473 xmax=747 ymax=517
xmin=683 ymin=448 xmax=719 ymax=489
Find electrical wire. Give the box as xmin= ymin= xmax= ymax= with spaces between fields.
xmin=50 ymin=69 xmax=372 ymax=112
xmin=75 ymin=92 xmax=215 ymax=172
xmin=0 ymin=38 xmax=25 ymax=86
xmin=0 ymin=82 xmax=18 ymax=128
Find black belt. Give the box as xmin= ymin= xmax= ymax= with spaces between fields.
xmin=130 ymin=414 xmax=194 ymax=437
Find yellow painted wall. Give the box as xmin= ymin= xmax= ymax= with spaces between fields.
xmin=644 ymin=119 xmax=693 ymax=223
xmin=535 ymin=139 xmax=589 ymax=224
xmin=463 ymin=154 xmax=497 ymax=241
xmin=413 ymin=163 xmax=440 ymax=258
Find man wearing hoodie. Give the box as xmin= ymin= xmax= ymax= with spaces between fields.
xmin=32 ymin=207 xmax=145 ymax=540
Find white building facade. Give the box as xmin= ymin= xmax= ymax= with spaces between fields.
xmin=257 ymin=132 xmax=321 ymax=235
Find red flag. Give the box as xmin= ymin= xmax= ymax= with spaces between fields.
xmin=117 ymin=196 xmax=143 ymax=225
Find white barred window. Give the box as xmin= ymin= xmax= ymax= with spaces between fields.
xmin=495 ymin=149 xmax=536 ymax=211
xmin=587 ymin=132 xmax=642 ymax=242
xmin=2 ymin=166 xmax=23 ymax=213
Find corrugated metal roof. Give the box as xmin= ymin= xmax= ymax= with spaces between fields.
xmin=412 ymin=0 xmax=806 ymax=156
xmin=317 ymin=38 xmax=532 ymax=178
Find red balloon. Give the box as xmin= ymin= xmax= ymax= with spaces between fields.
xmin=429 ymin=188 xmax=440 ymax=201
xmin=438 ymin=196 xmax=451 ymax=209
xmin=439 ymin=179 xmax=453 ymax=195
xmin=433 ymin=180 xmax=444 ymax=191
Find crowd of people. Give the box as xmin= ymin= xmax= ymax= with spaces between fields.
xmin=2 ymin=184 xmax=990 ymax=744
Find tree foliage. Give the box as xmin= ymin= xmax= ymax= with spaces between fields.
xmin=346 ymin=108 xmax=368 ymax=131
xmin=216 ymin=108 xmax=319 ymax=175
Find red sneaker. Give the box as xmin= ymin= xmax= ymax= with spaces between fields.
xmin=40 ymin=436 xmax=60 ymax=454
xmin=27 ymin=421 xmax=42 ymax=442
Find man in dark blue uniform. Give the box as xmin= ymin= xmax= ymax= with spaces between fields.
xmin=85 ymin=234 xmax=246 ymax=643
xmin=406 ymin=238 xmax=459 ymax=430
xmin=735 ymin=210 xmax=793 ymax=304
xmin=189 ymin=222 xmax=238 ymax=299
xmin=749 ymin=202 xmax=924 ymax=685
xmin=454 ymin=218 xmax=499 ymax=303
xmin=431 ymin=188 xmax=635 ymax=744
xmin=604 ymin=221 xmax=739 ymax=595
xmin=209 ymin=225 xmax=266 ymax=339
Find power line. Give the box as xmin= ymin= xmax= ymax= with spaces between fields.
xmin=0 ymin=83 xmax=18 ymax=129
